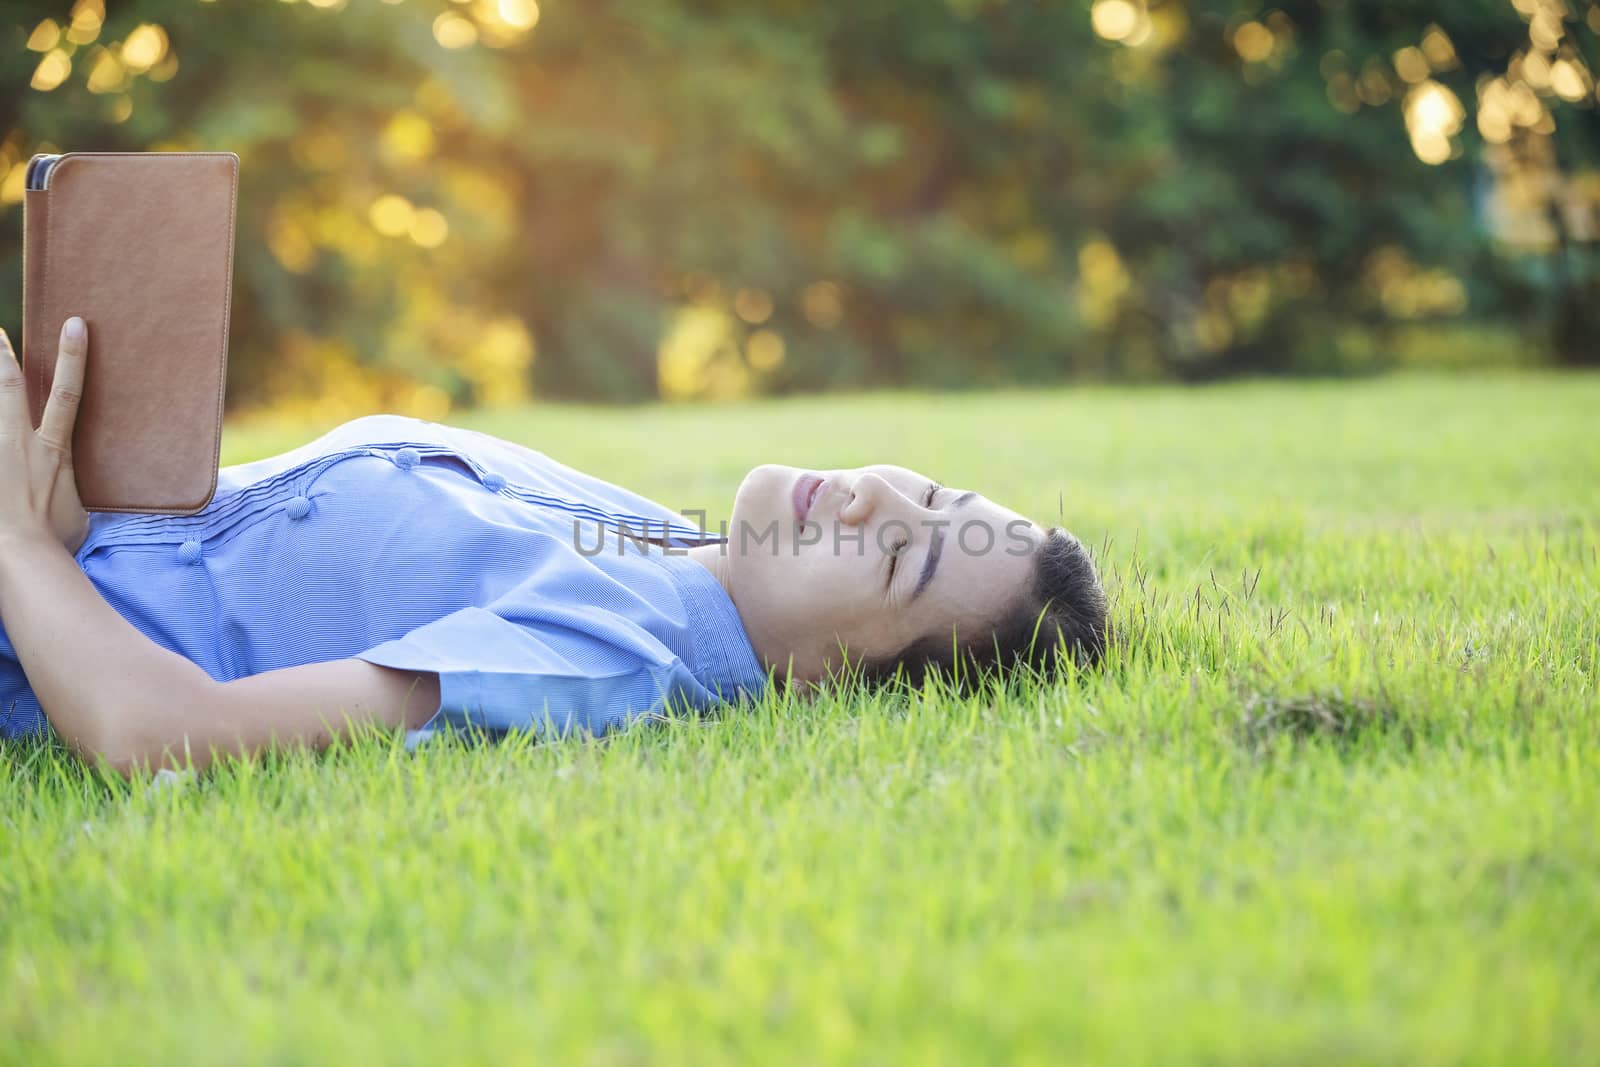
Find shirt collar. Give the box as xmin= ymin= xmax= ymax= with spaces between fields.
xmin=652 ymin=550 xmax=769 ymax=703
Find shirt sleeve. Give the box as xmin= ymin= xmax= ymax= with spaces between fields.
xmin=353 ymin=594 xmax=722 ymax=751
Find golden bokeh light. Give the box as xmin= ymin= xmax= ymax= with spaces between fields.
xmin=31 ymin=49 xmax=72 ymax=92
xmin=472 ymin=0 xmax=539 ymax=47
xmin=1393 ymin=46 xmax=1429 ymax=84
xmin=1404 ymin=80 xmax=1465 ymax=165
xmin=85 ymin=47 xmax=128 ymax=94
xmin=746 ymin=330 xmax=786 ymax=371
xmin=120 ymin=23 xmax=170 ymax=73
xmin=66 ymin=0 xmax=103 ymax=45
xmin=1507 ymin=79 xmax=1543 ymax=126
xmin=1477 ymin=79 xmax=1515 ymax=144
xmin=149 ymin=53 xmax=179 ymax=82
xmin=1326 ymin=72 xmax=1360 ymax=114
xmin=1420 ymin=25 xmax=1458 ymax=70
xmin=1550 ymin=57 xmax=1592 ymax=103
xmin=734 ymin=288 xmax=774 ymax=324
xmin=433 ymin=12 xmax=478 ymax=49
xmin=1144 ymin=4 xmax=1189 ymax=53
xmin=0 ymin=161 xmax=27 ymax=204
xmin=382 ymin=110 xmax=436 ymax=162
xmin=26 ymin=20 xmax=61 ymax=52
xmin=1122 ymin=12 xmax=1154 ymax=49
xmin=369 ymin=194 xmax=416 ymax=236
xmin=1528 ymin=10 xmax=1563 ymax=51
xmin=498 ymin=0 xmax=540 ymax=30
xmin=409 ymin=207 xmax=449 ymax=248
xmin=1519 ymin=48 xmax=1551 ymax=92
xmin=1320 ymin=51 xmax=1361 ymax=113
xmin=1090 ymin=0 xmax=1140 ymax=43
xmin=1231 ymin=21 xmax=1274 ymax=63
xmin=1477 ymin=110 xmax=1508 ymax=145
xmin=1357 ymin=59 xmax=1392 ymax=106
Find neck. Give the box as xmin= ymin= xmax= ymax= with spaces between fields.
xmin=684 ymin=540 xmax=734 ymax=600
xmin=684 ymin=540 xmax=810 ymax=688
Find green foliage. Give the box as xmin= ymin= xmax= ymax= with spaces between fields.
xmin=1 ymin=0 xmax=1596 ymax=406
xmin=5 ymin=374 xmax=1600 ymax=1062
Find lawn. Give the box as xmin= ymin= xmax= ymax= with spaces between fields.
xmin=3 ymin=372 xmax=1597 ymax=1065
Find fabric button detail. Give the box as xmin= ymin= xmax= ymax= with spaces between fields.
xmin=178 ymin=539 xmax=203 ymax=564
xmin=394 ymin=447 xmax=421 ymax=471
xmin=482 ymin=472 xmax=507 ymax=492
xmin=285 ymin=494 xmax=311 ymax=520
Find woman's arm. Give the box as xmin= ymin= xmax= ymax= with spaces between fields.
xmin=0 ymin=532 xmax=440 ymax=774
xmin=0 ymin=320 xmax=438 ymax=774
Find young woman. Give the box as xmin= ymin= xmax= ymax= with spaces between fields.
xmin=0 ymin=318 xmax=1107 ymax=774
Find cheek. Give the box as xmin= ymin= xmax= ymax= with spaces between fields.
xmin=737 ymin=544 xmax=858 ymax=625
xmin=795 ymin=544 xmax=877 ymax=623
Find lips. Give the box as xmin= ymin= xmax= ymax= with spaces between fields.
xmin=792 ymin=473 xmax=825 ymax=523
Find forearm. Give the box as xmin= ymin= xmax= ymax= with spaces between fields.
xmin=0 ymin=532 xmax=216 ymax=766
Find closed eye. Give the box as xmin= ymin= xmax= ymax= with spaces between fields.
xmin=886 ymin=481 xmax=940 ymax=588
xmin=885 ymin=533 xmax=909 ymax=587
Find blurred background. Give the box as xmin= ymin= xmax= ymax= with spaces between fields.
xmin=1 ymin=0 xmax=1595 ymax=422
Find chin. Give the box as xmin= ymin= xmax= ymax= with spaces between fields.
xmin=732 ymin=464 xmax=796 ymax=537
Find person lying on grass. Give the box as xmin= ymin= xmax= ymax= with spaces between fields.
xmin=0 ymin=318 xmax=1108 ymax=775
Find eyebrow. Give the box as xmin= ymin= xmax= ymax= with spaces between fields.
xmin=909 ymin=490 xmax=978 ymax=601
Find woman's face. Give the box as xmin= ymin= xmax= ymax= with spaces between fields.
xmin=719 ymin=463 xmax=1043 ymax=684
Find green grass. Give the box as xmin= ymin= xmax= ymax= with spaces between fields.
xmin=4 ymin=371 xmax=1598 ymax=1065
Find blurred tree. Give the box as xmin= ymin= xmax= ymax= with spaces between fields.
xmin=1444 ymin=0 xmax=1600 ymax=365
xmin=0 ymin=0 xmax=1594 ymax=412
xmin=1087 ymin=0 xmax=1595 ymax=374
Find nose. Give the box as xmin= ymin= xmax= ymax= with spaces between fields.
xmin=837 ymin=471 xmax=896 ymax=526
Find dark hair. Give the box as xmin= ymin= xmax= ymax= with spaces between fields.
xmin=858 ymin=526 xmax=1108 ymax=690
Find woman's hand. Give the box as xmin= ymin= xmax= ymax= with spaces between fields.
xmin=0 ymin=317 xmax=89 ymax=554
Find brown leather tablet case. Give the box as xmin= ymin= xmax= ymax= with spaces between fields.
xmin=22 ymin=151 xmax=238 ymax=515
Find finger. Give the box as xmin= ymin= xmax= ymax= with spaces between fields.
xmin=38 ymin=316 xmax=87 ymax=453
xmin=0 ymin=327 xmax=27 ymax=427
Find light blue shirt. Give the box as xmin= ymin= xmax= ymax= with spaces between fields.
xmin=0 ymin=415 xmax=768 ymax=746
